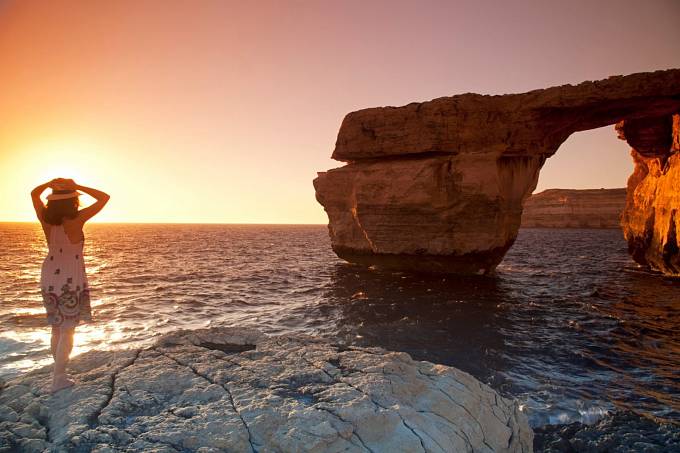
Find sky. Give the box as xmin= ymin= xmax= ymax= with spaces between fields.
xmin=0 ymin=0 xmax=679 ymax=223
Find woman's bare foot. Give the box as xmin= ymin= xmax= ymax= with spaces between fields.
xmin=51 ymin=374 xmax=75 ymax=393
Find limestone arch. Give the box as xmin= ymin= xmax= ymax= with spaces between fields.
xmin=314 ymin=70 xmax=680 ymax=275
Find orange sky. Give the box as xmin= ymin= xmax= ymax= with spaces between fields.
xmin=1 ymin=0 xmax=679 ymax=223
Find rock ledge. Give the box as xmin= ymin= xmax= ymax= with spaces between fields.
xmin=0 ymin=327 xmax=532 ymax=452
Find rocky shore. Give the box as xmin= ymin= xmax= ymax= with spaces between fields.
xmin=534 ymin=411 xmax=680 ymax=453
xmin=0 ymin=327 xmax=532 ymax=452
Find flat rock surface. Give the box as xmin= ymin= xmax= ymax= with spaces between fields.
xmin=0 ymin=327 xmax=532 ymax=452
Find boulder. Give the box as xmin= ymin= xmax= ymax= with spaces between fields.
xmin=0 ymin=327 xmax=533 ymax=452
xmin=314 ymin=69 xmax=680 ymax=275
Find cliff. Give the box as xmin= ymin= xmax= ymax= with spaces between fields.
xmin=620 ymin=114 xmax=680 ymax=275
xmin=314 ymin=69 xmax=680 ymax=275
xmin=0 ymin=327 xmax=533 ymax=452
xmin=521 ymin=188 xmax=626 ymax=229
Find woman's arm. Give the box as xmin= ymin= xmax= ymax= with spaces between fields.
xmin=75 ymin=184 xmax=110 ymax=223
xmin=30 ymin=181 xmax=52 ymax=222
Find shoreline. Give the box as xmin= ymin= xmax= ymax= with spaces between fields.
xmin=0 ymin=327 xmax=533 ymax=452
xmin=534 ymin=411 xmax=679 ymax=452
xmin=0 ymin=327 xmax=680 ymax=453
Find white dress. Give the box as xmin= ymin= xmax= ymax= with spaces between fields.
xmin=40 ymin=224 xmax=92 ymax=328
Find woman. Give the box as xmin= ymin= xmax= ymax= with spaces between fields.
xmin=31 ymin=178 xmax=110 ymax=393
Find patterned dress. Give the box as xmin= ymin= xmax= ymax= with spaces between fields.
xmin=40 ymin=224 xmax=92 ymax=328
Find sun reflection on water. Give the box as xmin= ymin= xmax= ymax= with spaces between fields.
xmin=0 ymin=319 xmax=136 ymax=375
xmin=11 ymin=307 xmax=45 ymax=316
xmin=72 ymin=320 xmax=128 ymax=357
xmin=5 ymin=328 xmax=50 ymax=346
xmin=9 ymin=357 xmax=53 ymax=374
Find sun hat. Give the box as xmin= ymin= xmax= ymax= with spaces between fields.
xmin=47 ymin=190 xmax=81 ymax=201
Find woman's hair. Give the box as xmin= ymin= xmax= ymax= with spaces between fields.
xmin=44 ymin=194 xmax=79 ymax=225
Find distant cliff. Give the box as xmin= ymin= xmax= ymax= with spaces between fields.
xmin=521 ymin=188 xmax=626 ymax=229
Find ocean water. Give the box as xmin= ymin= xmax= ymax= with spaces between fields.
xmin=1 ymin=223 xmax=678 ymax=428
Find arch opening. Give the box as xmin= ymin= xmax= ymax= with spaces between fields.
xmin=520 ymin=126 xmax=632 ymax=230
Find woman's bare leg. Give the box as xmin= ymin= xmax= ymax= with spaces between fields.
xmin=50 ymin=326 xmax=61 ymax=360
xmin=51 ymin=326 xmax=75 ymax=392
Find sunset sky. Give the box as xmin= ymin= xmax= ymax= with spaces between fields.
xmin=1 ymin=0 xmax=679 ymax=223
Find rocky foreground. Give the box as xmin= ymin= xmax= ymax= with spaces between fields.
xmin=0 ymin=328 xmax=532 ymax=452
xmin=521 ymin=188 xmax=626 ymax=229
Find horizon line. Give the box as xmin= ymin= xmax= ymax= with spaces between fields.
xmin=0 ymin=220 xmax=328 ymax=226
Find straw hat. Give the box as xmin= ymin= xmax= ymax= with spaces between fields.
xmin=47 ymin=190 xmax=81 ymax=201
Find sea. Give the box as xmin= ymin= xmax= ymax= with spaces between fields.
xmin=0 ymin=223 xmax=678 ymax=429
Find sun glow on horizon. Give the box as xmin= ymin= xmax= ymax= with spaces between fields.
xmin=1 ymin=0 xmax=677 ymax=225
xmin=1 ymin=137 xmax=121 ymax=222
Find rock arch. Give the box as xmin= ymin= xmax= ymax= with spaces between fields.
xmin=314 ymin=69 xmax=680 ymax=275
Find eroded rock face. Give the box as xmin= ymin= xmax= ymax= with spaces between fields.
xmin=521 ymin=188 xmax=626 ymax=229
xmin=620 ymin=114 xmax=680 ymax=275
xmin=314 ymin=69 xmax=680 ymax=275
xmin=314 ymin=154 xmax=542 ymax=273
xmin=0 ymin=327 xmax=533 ymax=452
